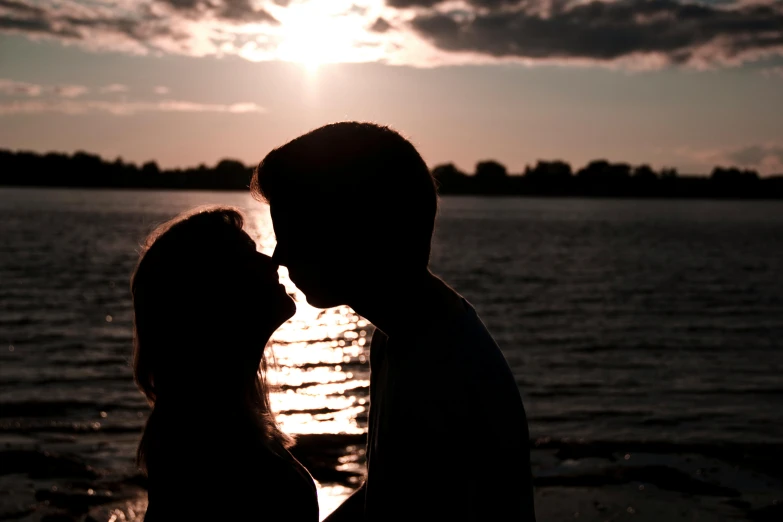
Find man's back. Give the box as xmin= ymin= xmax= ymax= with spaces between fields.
xmin=364 ymin=297 xmax=536 ymax=521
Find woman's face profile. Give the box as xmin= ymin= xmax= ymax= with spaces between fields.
xmin=234 ymin=230 xmax=297 ymax=334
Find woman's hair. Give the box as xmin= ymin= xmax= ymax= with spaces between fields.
xmin=131 ymin=206 xmax=293 ymax=474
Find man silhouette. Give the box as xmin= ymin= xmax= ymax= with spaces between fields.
xmin=252 ymin=122 xmax=536 ymax=522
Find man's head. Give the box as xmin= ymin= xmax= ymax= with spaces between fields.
xmin=251 ymin=122 xmax=438 ymax=308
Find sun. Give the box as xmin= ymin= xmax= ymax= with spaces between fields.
xmin=274 ymin=2 xmax=376 ymax=72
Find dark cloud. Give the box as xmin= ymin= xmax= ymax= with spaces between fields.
xmin=0 ymin=13 xmax=80 ymax=39
xmin=154 ymin=0 xmax=278 ymax=23
xmin=59 ymin=11 xmax=181 ymax=44
xmin=3 ymin=0 xmax=782 ymax=68
xmin=409 ymin=0 xmax=783 ymax=65
xmin=370 ymin=17 xmax=392 ymax=33
xmin=0 ymin=0 xmax=44 ymax=16
xmin=729 ymin=145 xmax=783 ymax=166
xmin=0 ymin=0 xmax=278 ymax=55
xmin=160 ymin=0 xmax=200 ymax=8
xmin=0 ymin=0 xmax=167 ymax=43
xmin=220 ymin=0 xmax=278 ymax=23
xmin=386 ymin=0 xmax=442 ymax=6
xmin=387 ymin=0 xmax=534 ymax=7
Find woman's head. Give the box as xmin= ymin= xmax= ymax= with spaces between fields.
xmin=131 ymin=206 xmax=295 ymax=470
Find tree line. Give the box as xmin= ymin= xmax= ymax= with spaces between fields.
xmin=1 ymin=149 xmax=782 ymax=199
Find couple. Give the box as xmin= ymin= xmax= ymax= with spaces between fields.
xmin=131 ymin=122 xmax=536 ymax=521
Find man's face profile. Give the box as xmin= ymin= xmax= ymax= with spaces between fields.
xmin=270 ymin=202 xmax=353 ymax=308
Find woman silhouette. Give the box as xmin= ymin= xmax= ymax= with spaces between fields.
xmin=131 ymin=206 xmax=318 ymax=521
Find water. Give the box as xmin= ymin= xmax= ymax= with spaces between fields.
xmin=1 ymin=188 xmax=783 ymax=518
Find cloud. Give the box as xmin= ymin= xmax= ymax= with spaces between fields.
xmin=761 ymin=65 xmax=783 ymax=78
xmin=52 ymin=84 xmax=89 ymax=98
xmin=386 ymin=0 xmax=442 ymax=7
xmin=0 ymin=77 xmax=264 ymax=115
xmin=0 ymin=0 xmax=43 ymax=16
xmin=154 ymin=85 xmax=170 ymax=95
xmin=675 ymin=143 xmax=783 ymax=174
xmin=0 ymin=98 xmax=268 ymax=116
xmin=0 ymin=0 xmax=279 ymax=56
xmin=409 ymin=0 xmax=783 ymax=68
xmin=370 ymin=17 xmax=392 ymax=33
xmin=1 ymin=0 xmax=783 ymax=69
xmin=0 ymin=78 xmax=88 ymax=97
xmin=153 ymin=0 xmax=279 ymax=23
xmin=100 ymin=83 xmax=129 ymax=93
xmin=387 ymin=0 xmax=526 ymax=7
xmin=728 ymin=144 xmax=783 ymax=166
xmin=0 ymin=78 xmax=42 ymax=96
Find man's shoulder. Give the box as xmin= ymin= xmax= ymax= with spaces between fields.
xmin=436 ymin=301 xmax=517 ymax=381
xmin=368 ymin=328 xmax=388 ymax=368
xmin=438 ymin=298 xmax=496 ymax=347
xmin=370 ymin=327 xmax=388 ymax=345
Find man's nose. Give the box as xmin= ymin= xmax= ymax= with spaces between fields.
xmin=256 ymin=251 xmax=279 ymax=271
xmin=271 ymin=245 xmax=286 ymax=267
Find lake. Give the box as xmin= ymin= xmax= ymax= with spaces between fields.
xmin=1 ymin=188 xmax=782 ymax=520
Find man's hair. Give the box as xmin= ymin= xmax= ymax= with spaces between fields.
xmin=251 ymin=122 xmax=438 ymax=266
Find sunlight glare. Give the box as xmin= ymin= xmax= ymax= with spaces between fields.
xmin=317 ymin=485 xmax=354 ymax=521
xmin=274 ymin=2 xmax=382 ymax=72
xmin=248 ymin=206 xmax=371 ymax=436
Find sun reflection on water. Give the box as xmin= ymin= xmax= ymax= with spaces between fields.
xmin=245 ymin=208 xmax=371 ymax=436
xmin=243 ymin=207 xmax=369 ymax=517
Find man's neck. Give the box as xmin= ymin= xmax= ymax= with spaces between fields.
xmin=349 ymin=270 xmax=464 ymax=339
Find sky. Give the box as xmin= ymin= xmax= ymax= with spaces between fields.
xmin=1 ymin=0 xmax=783 ymax=175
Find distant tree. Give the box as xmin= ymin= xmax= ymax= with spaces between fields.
xmin=474 ymin=160 xmax=507 ymax=181
xmin=42 ymin=152 xmax=71 ymax=182
xmin=660 ymin=167 xmax=679 ymax=178
xmin=711 ymin=166 xmax=759 ymax=181
xmin=577 ymin=160 xmax=632 ymax=179
xmin=577 ymin=160 xmax=631 ymax=181
xmin=576 ymin=160 xmax=632 ymax=196
xmin=432 ymin=163 xmax=467 ymax=182
xmin=577 ymin=159 xmax=610 ymax=177
xmin=710 ymin=166 xmax=759 ymax=197
xmin=526 ymin=160 xmax=572 ymax=180
xmin=523 ymin=160 xmax=573 ymax=194
xmin=628 ymin=164 xmax=660 ymax=196
xmin=71 ymin=151 xmax=103 ymax=174
xmin=632 ymin=164 xmax=657 ymax=180
xmin=113 ymin=156 xmax=125 ymax=166
xmin=214 ymin=159 xmax=252 ymax=189
xmin=215 ymin=159 xmax=247 ymax=176
xmin=1 ymin=148 xmax=781 ymax=197
xmin=432 ymin=163 xmax=469 ymax=194
xmin=141 ymin=161 xmax=160 ymax=176
xmin=72 ymin=151 xmax=101 ymax=163
xmin=473 ymin=160 xmax=508 ymax=194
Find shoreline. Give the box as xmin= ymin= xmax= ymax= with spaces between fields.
xmin=3 ymin=185 xmax=783 ymax=202
xmin=3 ymin=434 xmax=780 ymax=522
